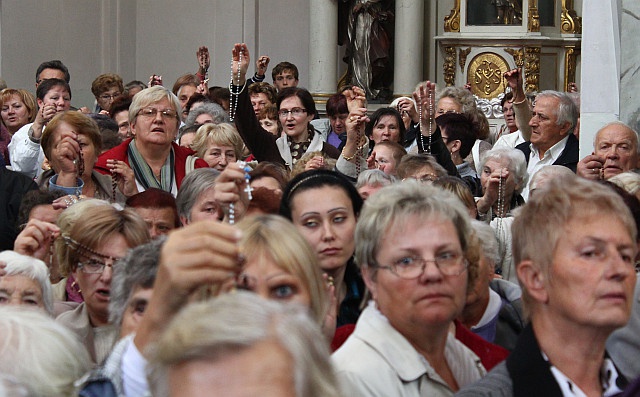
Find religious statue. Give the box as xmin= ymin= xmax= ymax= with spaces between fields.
xmin=338 ymin=0 xmax=394 ymax=101
xmin=492 ymin=0 xmax=522 ymax=25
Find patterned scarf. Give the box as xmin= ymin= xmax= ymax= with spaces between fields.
xmin=288 ymin=127 xmax=314 ymax=164
xmin=127 ymin=140 xmax=175 ymax=192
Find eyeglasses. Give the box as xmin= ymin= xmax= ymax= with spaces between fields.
xmin=404 ymin=174 xmax=439 ymax=183
xmin=137 ymin=108 xmax=179 ymax=120
xmin=99 ymin=93 xmax=122 ymax=101
xmin=77 ymin=258 xmax=121 ymax=274
xmin=278 ymin=108 xmax=307 ymax=118
xmin=376 ymin=252 xmax=468 ymax=279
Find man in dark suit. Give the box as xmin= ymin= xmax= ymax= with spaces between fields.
xmin=515 ymin=90 xmax=579 ymax=199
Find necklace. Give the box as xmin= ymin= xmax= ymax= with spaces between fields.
xmin=418 ymin=87 xmax=433 ymax=154
xmin=495 ymin=168 xmax=508 ymax=278
xmin=228 ymin=49 xmax=244 ymax=122
xmin=228 ymin=161 xmax=253 ymax=225
xmin=76 ymin=141 xmax=85 ymax=177
xmin=111 ymin=172 xmax=118 ymax=202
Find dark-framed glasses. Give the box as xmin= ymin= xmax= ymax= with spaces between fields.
xmin=99 ymin=92 xmax=122 ymax=101
xmin=137 ymin=107 xmax=178 ymax=120
xmin=377 ymin=252 xmax=468 ymax=279
xmin=278 ymin=108 xmax=307 ymax=118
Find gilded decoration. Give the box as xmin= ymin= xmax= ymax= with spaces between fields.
xmin=459 ymin=48 xmax=471 ymax=72
xmin=528 ymin=0 xmax=540 ymax=32
xmin=524 ymin=47 xmax=541 ymax=93
xmin=561 ymin=0 xmax=582 ymax=34
xmin=564 ymin=47 xmax=579 ymax=91
xmin=444 ymin=0 xmax=461 ymax=33
xmin=443 ymin=46 xmax=457 ymax=87
xmin=505 ymin=48 xmax=525 ymax=68
xmin=467 ymin=53 xmax=509 ymax=99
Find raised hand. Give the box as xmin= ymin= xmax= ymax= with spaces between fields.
xmin=197 ymin=46 xmax=210 ymax=75
xmin=413 ymin=81 xmax=437 ymax=136
xmin=231 ymin=43 xmax=251 ymax=85
xmin=107 ymin=159 xmax=138 ymax=197
xmin=255 ymin=55 xmax=270 ymax=76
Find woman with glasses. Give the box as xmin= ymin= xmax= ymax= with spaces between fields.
xmin=91 ymin=73 xmax=124 ymax=113
xmin=190 ymin=123 xmax=244 ymax=171
xmin=333 ymin=180 xmax=486 ymax=396
xmin=230 ymin=43 xmax=339 ymax=171
xmin=95 ymin=86 xmax=208 ymax=197
xmin=55 ymin=201 xmax=149 ymax=364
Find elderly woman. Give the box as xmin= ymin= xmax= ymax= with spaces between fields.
xmin=91 ymin=73 xmax=124 ymax=113
xmin=356 ymin=168 xmax=396 ymax=200
xmin=231 ymin=43 xmax=339 ymax=170
xmin=190 ymin=123 xmax=244 ymax=171
xmin=0 ymin=250 xmax=53 ymax=315
xmin=95 ymin=86 xmax=208 ymax=196
xmin=458 ymin=177 xmax=637 ymax=396
xmin=175 ymin=167 xmax=221 ymax=224
xmin=8 ymin=78 xmax=72 ymax=178
xmin=40 ymin=111 xmax=135 ymax=202
xmin=0 ymin=306 xmax=91 ymax=397
xmin=55 ymin=202 xmax=149 ymax=364
xmin=148 ymin=293 xmax=341 ymax=397
xmin=333 ymin=180 xmax=485 ymax=396
xmin=183 ymin=102 xmax=229 ymax=128
xmin=476 ymin=147 xmax=528 ymax=283
xmin=396 ymin=153 xmax=449 ymax=182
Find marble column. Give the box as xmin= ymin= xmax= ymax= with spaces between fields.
xmin=393 ymin=0 xmax=424 ymax=97
xmin=619 ymin=0 xmax=640 ymax=135
xmin=309 ymin=0 xmax=338 ymax=98
xmin=579 ymin=1 xmax=620 ymax=158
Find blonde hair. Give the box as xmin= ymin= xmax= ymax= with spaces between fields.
xmin=55 ymin=203 xmax=150 ymax=276
xmin=290 ymin=151 xmax=337 ymax=179
xmin=190 ymin=122 xmax=244 ymax=160
xmin=236 ymin=215 xmax=328 ymax=323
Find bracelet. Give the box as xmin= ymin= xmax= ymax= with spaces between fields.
xmin=342 ymin=138 xmax=368 ymax=161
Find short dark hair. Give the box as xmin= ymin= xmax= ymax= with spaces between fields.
xmin=436 ymin=112 xmax=477 ymax=158
xmin=277 ymin=87 xmax=316 ymax=118
xmin=109 ymin=95 xmax=132 ymax=118
xmin=36 ymin=60 xmax=70 ymax=84
xmin=365 ymin=107 xmax=406 ymax=144
xmin=17 ymin=189 xmax=65 ymax=229
xmin=88 ymin=113 xmax=118 ymax=134
xmin=249 ymin=82 xmax=277 ymax=105
xmin=272 ymin=62 xmax=299 ymax=81
xmin=280 ymin=169 xmax=363 ymax=220
xmin=325 ymin=93 xmax=348 ymax=117
xmin=501 ymin=91 xmax=513 ymax=108
xmin=184 ymin=93 xmax=212 ymax=115
xmin=126 ymin=188 xmax=181 ymax=228
xmin=36 ymin=78 xmax=71 ymax=101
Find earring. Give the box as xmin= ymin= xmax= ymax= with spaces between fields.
xmin=71 ymin=280 xmax=82 ymax=294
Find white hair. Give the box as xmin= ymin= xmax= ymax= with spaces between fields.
xmin=0 ymin=306 xmax=91 ymax=397
xmin=0 ymin=250 xmax=53 ymax=316
xmin=148 ymin=292 xmax=342 ymax=397
xmin=610 ymin=171 xmax=640 ymax=195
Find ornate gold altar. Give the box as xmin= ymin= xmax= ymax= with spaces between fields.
xmin=437 ymin=0 xmax=581 ymax=122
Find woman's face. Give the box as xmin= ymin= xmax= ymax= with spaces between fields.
xmin=1 ymin=94 xmax=30 ymax=132
xmin=436 ymin=97 xmax=462 ymax=117
xmin=481 ymin=158 xmax=517 ymax=199
xmin=235 ymin=252 xmax=311 ymax=308
xmin=72 ymin=233 xmax=130 ymax=325
xmin=542 ymin=215 xmax=636 ymax=331
xmin=291 ymin=186 xmax=356 ymax=273
xmin=50 ymin=124 xmax=97 ymax=178
xmin=203 ymin=143 xmax=236 ymax=171
xmin=186 ymin=187 xmax=221 ymax=224
xmin=38 ymin=85 xmax=71 ymax=113
xmin=365 ymin=216 xmax=468 ymax=334
xmin=371 ymin=115 xmax=400 ymax=144
xmin=372 ymin=145 xmax=398 ymax=175
xmin=278 ymin=96 xmax=314 ymax=142
xmin=96 ymin=86 xmax=122 ymax=112
xmin=131 ymin=97 xmax=179 ymax=148
xmin=0 ymin=274 xmax=45 ymax=310
xmin=259 ymin=117 xmax=279 ymax=136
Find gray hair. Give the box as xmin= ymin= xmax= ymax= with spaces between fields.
xmin=184 ymin=102 xmax=229 ymax=128
xmin=396 ymin=153 xmax=448 ymax=180
xmin=479 ymin=147 xmax=529 ymax=195
xmin=355 ymin=169 xmax=396 ymax=189
xmin=529 ymin=165 xmax=576 ymax=197
xmin=355 ymin=180 xmax=473 ymax=271
xmin=535 ymin=90 xmax=578 ymax=135
xmin=175 ymin=168 xmax=221 ymax=222
xmin=437 ymin=86 xmax=477 ymax=115
xmin=470 ymin=220 xmax=500 ymax=271
xmin=147 ymin=292 xmax=342 ymax=397
xmin=610 ymin=171 xmax=640 ymax=195
xmin=595 ymin=121 xmax=640 ymax=155
xmin=0 ymin=306 xmax=91 ymax=397
xmin=109 ymin=238 xmax=164 ymax=326
xmin=0 ymin=250 xmax=54 ymax=316
xmin=129 ymin=85 xmax=182 ymax=125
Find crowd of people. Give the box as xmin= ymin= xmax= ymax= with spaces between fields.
xmin=1 ymin=42 xmax=640 ymax=397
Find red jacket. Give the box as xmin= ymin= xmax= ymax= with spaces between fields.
xmin=95 ymin=138 xmax=208 ymax=190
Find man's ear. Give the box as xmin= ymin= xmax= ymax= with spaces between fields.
xmin=517 ymin=260 xmax=548 ymax=304
xmin=450 ymin=139 xmax=462 ymax=154
xmin=361 ymin=265 xmax=378 ymax=302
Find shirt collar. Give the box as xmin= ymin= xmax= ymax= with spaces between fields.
xmin=530 ymin=134 xmax=570 ymax=161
